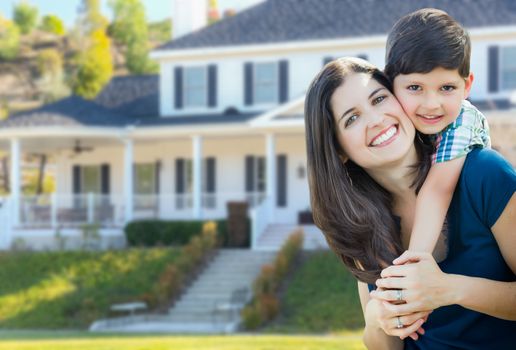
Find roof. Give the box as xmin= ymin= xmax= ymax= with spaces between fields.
xmin=94 ymin=75 xmax=160 ymax=118
xmin=155 ymin=0 xmax=516 ymax=51
xmin=0 ymin=75 xmax=259 ymax=129
xmin=0 ymin=96 xmax=131 ymax=129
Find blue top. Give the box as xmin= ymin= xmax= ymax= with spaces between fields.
xmin=371 ymin=148 xmax=516 ymax=349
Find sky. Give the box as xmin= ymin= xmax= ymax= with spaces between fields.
xmin=0 ymin=0 xmax=265 ymax=27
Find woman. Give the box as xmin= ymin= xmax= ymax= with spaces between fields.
xmin=304 ymin=57 xmax=516 ymax=349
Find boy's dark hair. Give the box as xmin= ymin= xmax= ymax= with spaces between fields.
xmin=385 ymin=8 xmax=471 ymax=81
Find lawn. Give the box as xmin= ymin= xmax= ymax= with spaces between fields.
xmin=0 ymin=248 xmax=181 ymax=328
xmin=265 ymin=250 xmax=364 ymax=333
xmin=0 ymin=331 xmax=366 ymax=350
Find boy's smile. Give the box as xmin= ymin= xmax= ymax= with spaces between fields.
xmin=392 ymin=67 xmax=473 ymax=135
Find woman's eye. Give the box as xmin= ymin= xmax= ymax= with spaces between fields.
xmin=372 ymin=95 xmax=386 ymax=105
xmin=441 ymin=85 xmax=456 ymax=92
xmin=407 ymin=85 xmax=421 ymax=91
xmin=345 ymin=114 xmax=358 ymax=128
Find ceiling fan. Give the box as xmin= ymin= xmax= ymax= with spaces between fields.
xmin=69 ymin=140 xmax=94 ymax=158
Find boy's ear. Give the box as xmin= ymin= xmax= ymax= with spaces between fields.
xmin=464 ymin=73 xmax=474 ymax=98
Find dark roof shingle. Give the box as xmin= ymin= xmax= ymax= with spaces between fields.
xmin=155 ymin=0 xmax=516 ymax=51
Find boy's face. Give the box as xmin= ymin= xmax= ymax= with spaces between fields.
xmin=392 ymin=67 xmax=473 ymax=135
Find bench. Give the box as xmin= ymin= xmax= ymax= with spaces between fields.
xmin=110 ymin=302 xmax=147 ymax=316
xmin=212 ymin=287 xmax=251 ymax=323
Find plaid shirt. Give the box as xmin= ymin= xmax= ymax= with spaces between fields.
xmin=432 ymin=100 xmax=491 ymax=164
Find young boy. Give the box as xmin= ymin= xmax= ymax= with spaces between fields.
xmin=384 ymin=8 xmax=490 ymax=256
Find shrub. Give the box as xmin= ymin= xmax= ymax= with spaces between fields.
xmin=241 ymin=303 xmax=263 ymax=330
xmin=241 ymin=229 xmax=304 ymax=329
xmin=124 ymin=219 xmax=237 ymax=247
xmin=151 ymin=223 xmax=219 ymax=309
xmin=13 ymin=1 xmax=38 ymax=34
xmin=0 ymin=15 xmax=20 ymax=60
xmin=40 ymin=14 xmax=65 ymax=35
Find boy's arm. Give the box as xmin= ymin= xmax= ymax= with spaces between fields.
xmin=409 ymin=157 xmax=465 ymax=253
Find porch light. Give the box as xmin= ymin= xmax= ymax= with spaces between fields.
xmin=297 ymin=163 xmax=305 ymax=179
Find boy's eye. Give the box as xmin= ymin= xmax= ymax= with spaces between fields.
xmin=372 ymin=95 xmax=386 ymax=105
xmin=441 ymin=85 xmax=456 ymax=92
xmin=344 ymin=114 xmax=359 ymax=128
xmin=407 ymin=85 xmax=421 ymax=91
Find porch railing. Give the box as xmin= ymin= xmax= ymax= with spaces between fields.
xmin=16 ymin=192 xmax=267 ymax=228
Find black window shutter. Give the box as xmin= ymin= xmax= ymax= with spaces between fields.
xmin=72 ymin=165 xmax=81 ymax=194
xmin=323 ymin=57 xmax=333 ymax=66
xmin=175 ymin=158 xmax=185 ymax=194
xmin=100 ymin=164 xmax=110 ymax=194
xmin=245 ymin=155 xmax=254 ymax=192
xmin=208 ymin=64 xmax=217 ymax=107
xmin=155 ymin=161 xmax=160 ymax=194
xmin=277 ymin=155 xmax=287 ymax=207
xmin=488 ymin=46 xmax=499 ymax=93
xmin=206 ymin=157 xmax=216 ymax=193
xmin=174 ymin=66 xmax=183 ymax=109
xmin=357 ymin=54 xmax=368 ymax=61
xmin=244 ymin=62 xmax=253 ymax=106
xmin=279 ymin=60 xmax=289 ymax=103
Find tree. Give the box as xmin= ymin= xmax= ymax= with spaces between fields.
xmin=13 ymin=1 xmax=38 ymax=34
xmin=70 ymin=0 xmax=112 ymax=99
xmin=0 ymin=15 xmax=20 ymax=60
xmin=36 ymin=49 xmax=70 ymax=102
xmin=76 ymin=0 xmax=108 ymax=36
xmin=40 ymin=14 xmax=65 ymax=35
xmin=72 ymin=29 xmax=113 ymax=99
xmin=109 ymin=0 xmax=157 ymax=74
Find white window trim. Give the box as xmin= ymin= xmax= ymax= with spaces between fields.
xmin=183 ymin=66 xmax=208 ymax=108
xmin=253 ymin=62 xmax=278 ymax=105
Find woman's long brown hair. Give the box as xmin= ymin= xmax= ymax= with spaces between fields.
xmin=304 ymin=58 xmax=432 ymax=284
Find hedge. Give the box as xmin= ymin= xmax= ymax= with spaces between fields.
xmin=124 ymin=219 xmax=249 ymax=247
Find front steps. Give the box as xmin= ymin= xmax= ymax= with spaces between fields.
xmin=255 ymin=224 xmax=328 ymax=250
xmin=90 ymin=249 xmax=275 ymax=333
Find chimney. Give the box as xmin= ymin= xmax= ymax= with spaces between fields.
xmin=172 ymin=0 xmax=208 ymax=39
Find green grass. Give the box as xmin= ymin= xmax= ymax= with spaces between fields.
xmin=265 ymin=251 xmax=364 ymax=333
xmin=0 ymin=331 xmax=366 ymax=350
xmin=0 ymin=248 xmax=181 ymax=329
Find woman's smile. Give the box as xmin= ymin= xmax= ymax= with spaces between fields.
xmin=369 ymin=124 xmax=399 ymax=147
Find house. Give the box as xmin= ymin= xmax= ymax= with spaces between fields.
xmin=0 ymin=0 xmax=515 ymax=250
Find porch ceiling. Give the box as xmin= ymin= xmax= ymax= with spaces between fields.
xmin=0 ymin=137 xmax=122 ymax=154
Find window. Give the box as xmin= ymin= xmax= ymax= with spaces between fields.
xmin=184 ymin=66 xmax=207 ymax=107
xmin=501 ymin=46 xmax=516 ymax=90
xmin=134 ymin=163 xmax=156 ymax=195
xmin=134 ymin=163 xmax=156 ymax=209
xmin=82 ymin=166 xmax=101 ymax=193
xmin=254 ymin=62 xmax=277 ymax=104
xmin=245 ymin=156 xmax=266 ymax=206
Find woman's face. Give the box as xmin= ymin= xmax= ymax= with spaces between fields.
xmin=330 ymin=72 xmax=416 ymax=171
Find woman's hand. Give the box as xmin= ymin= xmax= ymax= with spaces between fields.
xmin=372 ymin=251 xmax=453 ymax=314
xmin=365 ymin=296 xmax=427 ymax=341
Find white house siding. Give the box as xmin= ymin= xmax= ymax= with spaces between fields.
xmin=53 ymin=134 xmax=308 ymax=225
xmin=468 ymin=30 xmax=516 ymax=100
xmin=159 ymin=44 xmax=387 ymax=117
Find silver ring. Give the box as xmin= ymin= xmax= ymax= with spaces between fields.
xmin=396 ymin=289 xmax=403 ymax=302
xmin=396 ymin=316 xmax=403 ymax=329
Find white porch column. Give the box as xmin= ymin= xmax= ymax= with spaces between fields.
xmin=266 ymin=133 xmax=276 ymax=221
xmin=192 ymin=135 xmax=203 ymax=219
xmin=124 ymin=138 xmax=134 ymax=222
xmin=10 ymin=138 xmax=21 ymax=226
